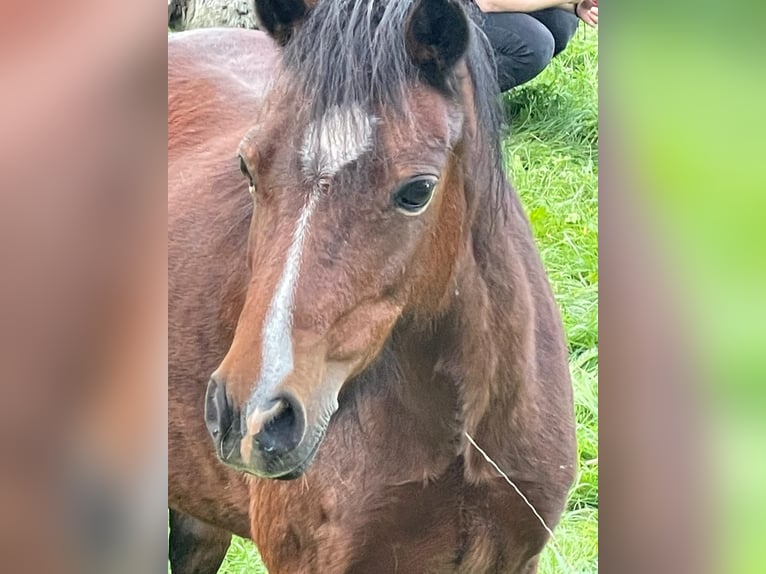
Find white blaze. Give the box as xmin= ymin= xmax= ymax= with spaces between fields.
xmin=300 ymin=105 xmax=375 ymax=177
xmin=257 ymin=190 xmax=321 ymax=397
xmin=254 ymin=105 xmax=373 ymax=402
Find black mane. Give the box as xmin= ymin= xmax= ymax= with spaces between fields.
xmin=280 ymin=0 xmax=506 ymax=203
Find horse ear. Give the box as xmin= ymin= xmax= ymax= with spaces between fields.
xmin=254 ymin=0 xmax=310 ymax=46
xmin=168 ymin=0 xmax=187 ymax=31
xmin=405 ymin=0 xmax=470 ymax=87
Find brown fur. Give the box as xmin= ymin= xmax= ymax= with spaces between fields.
xmin=169 ymin=23 xmax=575 ymax=574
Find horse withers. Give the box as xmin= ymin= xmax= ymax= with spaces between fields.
xmin=168 ymin=0 xmax=576 ymax=572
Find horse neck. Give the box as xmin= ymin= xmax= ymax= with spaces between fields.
xmin=396 ymin=169 xmax=574 ymax=485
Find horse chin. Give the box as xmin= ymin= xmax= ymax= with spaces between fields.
xmin=273 ymin=468 xmax=304 ymax=481
xmin=272 ymin=429 xmax=324 ymax=480
xmin=272 ymin=453 xmax=314 ymax=480
xmin=248 ymin=427 xmax=325 ymax=481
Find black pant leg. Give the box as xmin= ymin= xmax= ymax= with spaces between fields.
xmin=527 ymin=7 xmax=580 ymax=57
xmin=478 ymin=11 xmax=556 ymax=92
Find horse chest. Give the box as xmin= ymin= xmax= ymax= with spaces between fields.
xmin=251 ymin=477 xmax=545 ymax=574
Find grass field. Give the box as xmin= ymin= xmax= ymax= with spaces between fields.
xmin=504 ymin=27 xmax=598 ymax=574
xmin=215 ymin=26 xmax=599 ymax=574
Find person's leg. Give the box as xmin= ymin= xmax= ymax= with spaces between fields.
xmin=478 ymin=12 xmax=555 ymax=92
xmin=527 ymin=7 xmax=580 ymax=57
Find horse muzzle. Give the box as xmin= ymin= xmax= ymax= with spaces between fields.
xmin=203 ymin=360 xmax=350 ymax=479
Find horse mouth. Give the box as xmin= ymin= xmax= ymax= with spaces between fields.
xmin=239 ymin=421 xmax=327 ymax=480
xmin=271 ymin=437 xmax=323 ymax=480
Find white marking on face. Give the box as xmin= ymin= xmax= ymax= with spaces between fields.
xmin=300 ymin=105 xmax=375 ymax=177
xmin=255 ymin=190 xmax=321 ymax=400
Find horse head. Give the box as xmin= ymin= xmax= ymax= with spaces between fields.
xmin=205 ymin=0 xmax=501 ymax=479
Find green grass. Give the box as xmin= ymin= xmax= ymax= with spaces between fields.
xmin=506 ymin=28 xmax=598 ymax=574
xmin=219 ymin=537 xmax=269 ymax=574
xmin=216 ymin=27 xmax=599 ymax=574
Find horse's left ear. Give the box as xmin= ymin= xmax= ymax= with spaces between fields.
xmin=405 ymin=0 xmax=470 ymax=87
xmin=254 ymin=0 xmax=311 ymax=46
xmin=168 ymin=0 xmax=187 ymax=30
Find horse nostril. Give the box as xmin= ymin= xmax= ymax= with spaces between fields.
xmin=251 ymin=395 xmax=305 ymax=456
xmin=262 ymin=400 xmax=294 ymax=453
xmin=204 ymin=377 xmax=231 ymax=443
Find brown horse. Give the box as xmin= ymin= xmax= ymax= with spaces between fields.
xmin=168 ymin=0 xmax=576 ymax=572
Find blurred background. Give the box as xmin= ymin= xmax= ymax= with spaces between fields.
xmin=0 ymin=0 xmax=764 ymax=572
xmin=601 ymin=2 xmax=766 ymax=572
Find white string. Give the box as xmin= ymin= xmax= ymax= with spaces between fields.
xmin=464 ymin=431 xmax=575 ymax=573
xmin=464 ymin=431 xmax=557 ymax=540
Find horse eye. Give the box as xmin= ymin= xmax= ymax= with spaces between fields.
xmin=239 ymin=155 xmax=252 ymax=181
xmin=238 ymin=155 xmax=256 ymax=196
xmin=393 ymin=176 xmax=437 ymax=214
